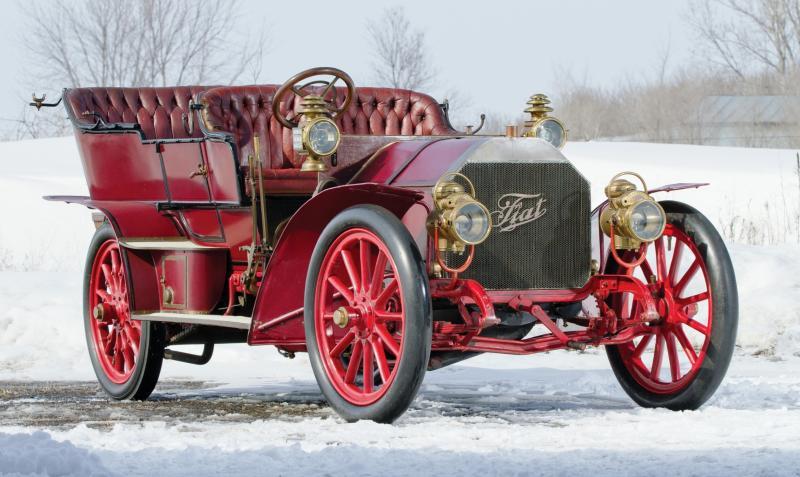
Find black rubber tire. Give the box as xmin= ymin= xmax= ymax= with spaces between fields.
xmin=304 ymin=205 xmax=432 ymax=423
xmin=83 ymin=224 xmax=166 ymax=400
xmin=605 ymin=201 xmax=738 ymax=410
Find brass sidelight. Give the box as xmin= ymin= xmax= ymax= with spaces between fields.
xmin=600 ymin=171 xmax=666 ymax=250
xmin=522 ymin=94 xmax=567 ymax=149
xmin=294 ymin=96 xmax=341 ymax=173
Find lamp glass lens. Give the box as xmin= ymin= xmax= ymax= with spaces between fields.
xmin=453 ymin=202 xmax=490 ymax=244
xmin=535 ymin=119 xmax=565 ymax=149
xmin=308 ymin=121 xmax=339 ymax=156
xmin=630 ymin=201 xmax=665 ymax=241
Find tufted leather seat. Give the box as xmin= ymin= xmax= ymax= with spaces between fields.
xmin=199 ymin=85 xmax=456 ymax=194
xmin=65 ymin=86 xmax=210 ymax=140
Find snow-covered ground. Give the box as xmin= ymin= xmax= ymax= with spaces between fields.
xmin=1 ymin=137 xmax=799 ymax=476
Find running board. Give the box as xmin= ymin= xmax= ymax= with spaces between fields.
xmin=132 ymin=312 xmax=251 ymax=330
xmin=119 ymin=238 xmax=219 ymax=251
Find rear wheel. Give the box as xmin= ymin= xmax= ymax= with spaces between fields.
xmin=605 ymin=201 xmax=738 ymax=410
xmin=84 ymin=224 xmax=165 ymax=400
xmin=305 ymin=205 xmax=432 ymax=423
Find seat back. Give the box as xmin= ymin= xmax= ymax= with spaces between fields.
xmin=64 ymin=86 xmax=209 ymax=140
xmin=199 ymin=85 xmax=456 ymax=169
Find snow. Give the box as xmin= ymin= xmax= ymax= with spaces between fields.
xmin=1 ymin=137 xmax=799 ymax=476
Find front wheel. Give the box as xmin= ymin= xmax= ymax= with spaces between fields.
xmin=84 ymin=224 xmax=165 ymax=400
xmin=305 ymin=205 xmax=432 ymax=423
xmin=605 ymin=201 xmax=738 ymax=410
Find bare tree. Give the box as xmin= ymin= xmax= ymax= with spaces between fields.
xmin=367 ymin=6 xmax=436 ymax=90
xmin=688 ymin=0 xmax=800 ymax=78
xmin=26 ymin=0 xmax=267 ymax=88
xmin=11 ymin=0 xmax=268 ymax=139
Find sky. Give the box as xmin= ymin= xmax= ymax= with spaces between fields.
xmin=0 ymin=0 xmax=697 ymax=127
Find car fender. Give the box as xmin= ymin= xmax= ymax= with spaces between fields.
xmin=590 ymin=182 xmax=709 ymax=216
xmin=248 ymin=182 xmax=425 ymax=346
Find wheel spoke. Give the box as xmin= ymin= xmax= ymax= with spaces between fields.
xmin=104 ymin=328 xmax=117 ymax=355
xmin=371 ymin=335 xmax=391 ymax=382
xmin=369 ymin=252 xmax=388 ymax=299
xmin=375 ymin=311 xmax=403 ymax=323
xmin=95 ymin=288 xmax=112 ymax=303
xmin=329 ymin=329 xmax=356 ymax=359
xmin=686 ymin=318 xmax=709 ymax=336
xmin=362 ymin=340 xmax=374 ymax=393
xmin=327 ymin=275 xmax=354 ymax=304
xmin=375 ymin=324 xmax=400 ymax=357
xmin=639 ymin=258 xmax=655 ymax=282
xmin=100 ymin=264 xmax=113 ymax=288
xmin=665 ymin=331 xmax=681 ymax=382
xmin=655 ymin=237 xmax=667 ymax=283
xmin=124 ymin=323 xmax=140 ymax=354
xmin=340 ymin=249 xmax=360 ymax=293
xmin=632 ymin=333 xmax=653 ymax=359
xmin=110 ymin=248 xmax=120 ymax=275
xmin=375 ymin=278 xmax=399 ymax=308
xmin=359 ymin=240 xmax=371 ymax=296
xmin=674 ymin=259 xmax=700 ymax=297
xmin=344 ymin=340 xmax=363 ymax=384
xmin=650 ymin=332 xmax=664 ymax=381
xmin=674 ymin=325 xmax=698 ymax=365
xmin=668 ymin=239 xmax=684 ymax=287
xmin=678 ymin=292 xmax=709 ymax=306
xmin=121 ymin=330 xmax=134 ymax=374
xmin=113 ymin=337 xmax=124 ymax=373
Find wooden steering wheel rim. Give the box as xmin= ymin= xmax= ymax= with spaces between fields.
xmin=272 ymin=67 xmax=355 ymax=129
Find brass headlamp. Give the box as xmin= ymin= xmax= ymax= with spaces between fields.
xmin=293 ymin=95 xmax=341 ymax=172
xmin=428 ymin=173 xmax=492 ymax=253
xmin=600 ymin=172 xmax=666 ymax=250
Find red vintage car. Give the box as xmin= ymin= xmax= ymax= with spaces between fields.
xmin=44 ymin=67 xmax=737 ymax=423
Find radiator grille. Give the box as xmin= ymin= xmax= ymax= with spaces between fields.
xmin=444 ymin=160 xmax=591 ymax=290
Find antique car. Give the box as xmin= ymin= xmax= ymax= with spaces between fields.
xmin=42 ymin=67 xmax=737 ymax=423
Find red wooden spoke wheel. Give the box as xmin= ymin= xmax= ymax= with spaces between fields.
xmin=315 ymin=228 xmax=404 ymax=406
xmin=84 ymin=224 xmax=164 ymax=400
xmin=305 ymin=205 xmax=431 ymax=423
xmin=88 ymin=239 xmax=141 ymax=384
xmin=606 ymin=201 xmax=737 ymax=410
xmin=616 ymin=225 xmax=712 ymax=394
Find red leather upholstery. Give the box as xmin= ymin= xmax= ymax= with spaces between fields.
xmin=64 ymin=86 xmax=209 ymax=140
xmin=200 ymin=85 xmax=456 ymax=170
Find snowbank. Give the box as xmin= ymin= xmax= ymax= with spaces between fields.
xmin=0 ymin=431 xmax=111 ymax=477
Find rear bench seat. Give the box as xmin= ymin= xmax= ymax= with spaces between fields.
xmin=64 ymin=86 xmax=210 ymax=139
xmin=63 ymin=85 xmax=456 ymax=196
xmin=199 ymin=85 xmax=456 ymax=194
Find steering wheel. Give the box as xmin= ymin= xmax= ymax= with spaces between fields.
xmin=272 ymin=67 xmax=355 ymax=129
